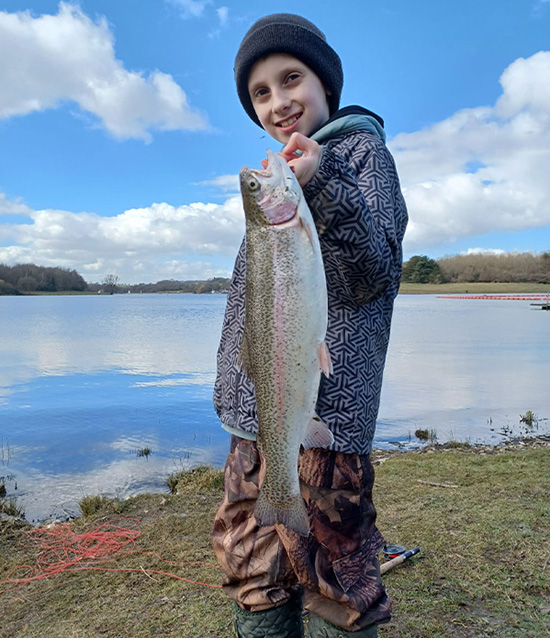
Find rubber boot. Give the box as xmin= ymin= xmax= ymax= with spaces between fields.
xmin=233 ymin=596 xmax=304 ymax=637
xmin=306 ymin=612 xmax=377 ymax=638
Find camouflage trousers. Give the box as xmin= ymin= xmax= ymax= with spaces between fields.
xmin=212 ymin=436 xmax=391 ymax=631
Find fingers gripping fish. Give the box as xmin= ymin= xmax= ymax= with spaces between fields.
xmin=239 ymin=150 xmax=333 ymax=536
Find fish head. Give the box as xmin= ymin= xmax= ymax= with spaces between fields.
xmin=240 ymin=150 xmax=301 ymax=228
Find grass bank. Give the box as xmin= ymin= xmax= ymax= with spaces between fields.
xmin=1 ymin=441 xmax=549 ymax=638
xmin=399 ymin=282 xmax=550 ymax=295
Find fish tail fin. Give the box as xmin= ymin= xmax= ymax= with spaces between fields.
xmin=255 ymin=490 xmax=310 ymax=536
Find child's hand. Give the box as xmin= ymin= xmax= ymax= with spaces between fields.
xmin=279 ymin=133 xmax=321 ymax=187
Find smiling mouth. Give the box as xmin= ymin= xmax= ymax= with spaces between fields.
xmin=276 ymin=113 xmax=302 ymax=128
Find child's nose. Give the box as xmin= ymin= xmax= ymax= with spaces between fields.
xmin=271 ymin=88 xmax=291 ymax=114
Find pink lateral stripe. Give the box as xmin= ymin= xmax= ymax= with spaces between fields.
xmin=272 ymin=242 xmax=288 ymax=438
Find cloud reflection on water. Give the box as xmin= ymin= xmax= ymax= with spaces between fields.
xmin=131 ymin=373 xmax=217 ymax=387
xmin=1 ymin=294 xmax=226 ymax=385
xmin=378 ymin=295 xmax=550 ymax=444
xmin=15 ymin=439 xmax=228 ymax=523
xmin=2 ymin=293 xmax=549 ymax=521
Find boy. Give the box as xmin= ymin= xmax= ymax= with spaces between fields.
xmin=213 ymin=13 xmax=408 ymax=638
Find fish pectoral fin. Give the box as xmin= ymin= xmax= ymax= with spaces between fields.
xmin=318 ymin=341 xmax=333 ymax=378
xmin=302 ymin=414 xmax=334 ymax=449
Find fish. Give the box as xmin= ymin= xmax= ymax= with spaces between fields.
xmin=239 ymin=149 xmax=333 ymax=536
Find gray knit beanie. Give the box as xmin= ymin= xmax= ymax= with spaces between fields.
xmin=234 ymin=13 xmax=343 ymax=127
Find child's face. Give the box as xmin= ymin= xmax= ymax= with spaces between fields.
xmin=248 ymin=53 xmax=331 ymax=144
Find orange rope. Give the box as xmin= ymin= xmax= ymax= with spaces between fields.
xmin=0 ymin=518 xmax=222 ymax=594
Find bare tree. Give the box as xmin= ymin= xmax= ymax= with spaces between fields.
xmin=102 ymin=274 xmax=119 ymax=295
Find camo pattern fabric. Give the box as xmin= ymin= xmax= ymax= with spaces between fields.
xmin=212 ymin=436 xmax=391 ymax=631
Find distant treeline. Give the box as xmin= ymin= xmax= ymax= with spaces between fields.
xmin=0 ymin=263 xmax=87 ymax=295
xmin=3 ymin=252 xmax=549 ymax=296
xmin=87 ymin=277 xmax=231 ymax=295
xmin=402 ymin=252 xmax=550 ymax=284
xmin=0 ymin=263 xmax=230 ymax=295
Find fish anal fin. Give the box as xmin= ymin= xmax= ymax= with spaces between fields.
xmin=318 ymin=341 xmax=332 ymax=378
xmin=302 ymin=414 xmax=334 ymax=449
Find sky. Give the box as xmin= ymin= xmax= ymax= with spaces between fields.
xmin=0 ymin=0 xmax=549 ymax=284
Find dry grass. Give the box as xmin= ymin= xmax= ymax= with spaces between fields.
xmin=0 ymin=478 xmax=232 ymax=638
xmin=399 ymin=282 xmax=550 ymax=295
xmin=1 ymin=442 xmax=549 ymax=638
xmin=374 ymin=440 xmax=550 ymax=637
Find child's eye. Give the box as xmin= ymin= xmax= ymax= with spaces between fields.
xmin=254 ymin=87 xmax=269 ymax=99
xmin=285 ymin=72 xmax=301 ymax=84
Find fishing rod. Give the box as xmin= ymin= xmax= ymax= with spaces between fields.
xmin=380 ymin=546 xmax=421 ymax=575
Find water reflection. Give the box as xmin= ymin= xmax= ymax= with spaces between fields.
xmin=1 ymin=368 xmax=230 ymax=522
xmin=1 ymin=293 xmax=549 ymax=521
xmin=1 ymin=295 xmax=229 ymax=520
xmin=13 ymin=439 xmax=228 ymax=523
xmin=1 ymin=294 xmax=225 ymax=382
xmin=377 ymin=295 xmax=550 ymax=445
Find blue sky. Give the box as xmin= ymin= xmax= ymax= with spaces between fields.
xmin=1 ymin=0 xmax=549 ymax=284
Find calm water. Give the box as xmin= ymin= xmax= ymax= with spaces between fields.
xmin=1 ymin=293 xmax=548 ymax=522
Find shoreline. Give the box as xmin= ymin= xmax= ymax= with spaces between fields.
xmin=2 ymin=433 xmax=549 ymax=530
xmin=371 ymin=431 xmax=550 ymax=462
xmin=398 ymin=281 xmax=550 ymax=294
xmin=1 ymin=436 xmax=549 ymax=637
xmin=3 ymin=282 xmax=550 ymax=297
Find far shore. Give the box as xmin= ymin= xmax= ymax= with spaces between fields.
xmin=7 ymin=282 xmax=550 ymax=297
xmin=398 ymin=281 xmax=550 ymax=294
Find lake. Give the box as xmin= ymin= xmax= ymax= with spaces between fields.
xmin=1 ymin=293 xmax=548 ymax=522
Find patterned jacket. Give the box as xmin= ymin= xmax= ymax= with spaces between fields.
xmin=213 ymin=106 xmax=408 ymax=455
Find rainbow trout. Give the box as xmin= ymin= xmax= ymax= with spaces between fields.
xmin=239 ymin=150 xmax=333 ymax=536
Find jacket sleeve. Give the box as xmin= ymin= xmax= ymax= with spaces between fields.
xmin=303 ymin=131 xmax=408 ymax=306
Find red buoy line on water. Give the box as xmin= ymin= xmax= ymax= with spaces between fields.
xmin=437 ymin=295 xmax=545 ymax=300
xmin=0 ymin=518 xmax=222 ymax=594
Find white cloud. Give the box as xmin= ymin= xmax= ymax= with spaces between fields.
xmin=391 ymin=50 xmax=550 ymax=254
xmin=169 ymin=0 xmax=212 ymax=19
xmin=495 ymin=51 xmax=550 ymax=117
xmin=532 ymin=0 xmax=550 ymax=16
xmin=167 ymin=1 xmax=228 ymax=37
xmin=208 ymin=5 xmax=229 ymax=38
xmin=2 ymin=50 xmax=549 ymax=283
xmin=462 ymin=248 xmax=507 ymax=256
xmin=217 ymin=6 xmax=229 ymax=25
xmin=0 ymin=2 xmax=208 ymax=140
xmin=0 ymin=196 xmax=244 ymax=283
xmin=198 ymin=174 xmax=240 ymax=192
xmin=0 ymin=193 xmax=33 ymax=216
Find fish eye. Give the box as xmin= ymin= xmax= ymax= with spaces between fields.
xmin=248 ymin=178 xmax=260 ymax=191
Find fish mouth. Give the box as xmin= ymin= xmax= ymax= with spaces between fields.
xmin=260 ymin=149 xmax=294 ymax=180
xmin=253 ymin=150 xmax=300 ymax=226
xmin=243 ymin=150 xmax=283 ymax=184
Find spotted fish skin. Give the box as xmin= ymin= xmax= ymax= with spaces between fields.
xmin=239 ymin=150 xmax=333 ymax=536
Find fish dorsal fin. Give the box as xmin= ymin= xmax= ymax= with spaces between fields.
xmin=302 ymin=415 xmax=334 ymax=449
